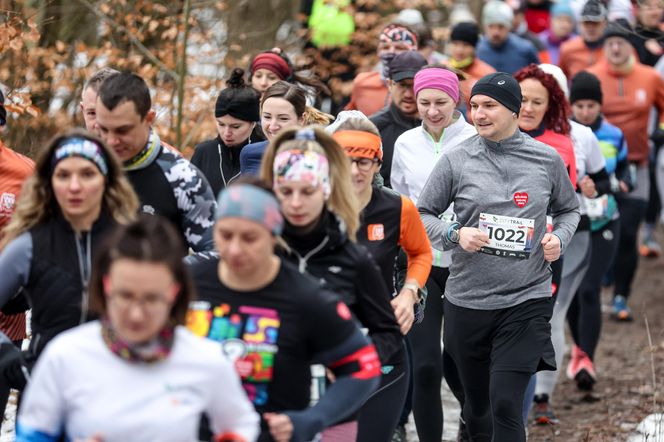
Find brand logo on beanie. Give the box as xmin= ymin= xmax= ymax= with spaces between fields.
xmin=498 ymin=80 xmax=505 ymax=85
xmin=513 ymin=192 xmax=528 ymax=208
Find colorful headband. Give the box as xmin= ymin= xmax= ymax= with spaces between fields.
xmin=413 ymin=67 xmax=460 ymax=103
xmin=273 ymin=149 xmax=331 ymax=199
xmin=333 ymin=130 xmax=383 ymax=161
xmin=52 ymin=137 xmax=109 ymax=176
xmin=215 ymin=184 xmax=284 ymax=236
xmin=251 ymin=52 xmax=292 ymax=81
xmin=379 ymin=24 xmax=418 ymax=49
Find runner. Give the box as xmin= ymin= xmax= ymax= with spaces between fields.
xmin=369 ymin=51 xmax=427 ymax=188
xmin=95 ymin=72 xmax=217 ymax=253
xmin=587 ymin=22 xmax=664 ymax=320
xmin=188 ymin=181 xmax=381 ymax=442
xmin=446 ymin=21 xmax=496 ymax=118
xmin=559 ymin=0 xmax=607 ymax=78
xmin=260 ymin=126 xmax=403 ymax=440
xmin=567 ymin=70 xmax=632 ymax=391
xmin=16 ymin=216 xmax=259 ymax=441
xmin=0 ymin=90 xmax=34 ymax=432
xmin=0 ymin=129 xmax=138 ymax=388
xmin=248 ymin=47 xmax=329 ymax=98
xmin=418 ymin=72 xmax=580 ymax=442
xmin=345 ymin=24 xmax=419 ymax=117
xmin=330 ymin=113 xmax=433 ymax=442
xmin=515 ymin=63 xmax=603 ymax=424
xmin=240 ymin=81 xmax=331 ymax=175
xmin=392 ymin=65 xmax=476 ymax=442
xmin=477 ymin=1 xmax=541 ymax=73
xmin=79 ymin=67 xmax=120 ymax=132
xmin=191 ymin=68 xmax=264 ymax=196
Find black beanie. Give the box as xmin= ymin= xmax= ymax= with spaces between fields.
xmin=0 ymin=90 xmax=6 ymax=127
xmin=471 ymin=72 xmax=522 ymax=114
xmin=214 ymin=68 xmax=261 ymax=122
xmin=603 ymin=21 xmax=632 ymax=42
xmin=570 ymin=71 xmax=603 ymax=104
xmin=450 ymin=22 xmax=479 ymax=47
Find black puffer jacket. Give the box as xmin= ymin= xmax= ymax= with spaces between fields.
xmin=279 ymin=211 xmax=403 ymax=365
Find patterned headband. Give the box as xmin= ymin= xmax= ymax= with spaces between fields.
xmin=273 ymin=148 xmax=331 ymax=200
xmin=52 ymin=137 xmax=109 ymax=176
xmin=215 ymin=184 xmax=284 ymax=236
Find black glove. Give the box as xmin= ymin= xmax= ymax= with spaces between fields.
xmin=0 ymin=343 xmax=30 ymax=390
xmin=651 ymin=127 xmax=664 ymax=148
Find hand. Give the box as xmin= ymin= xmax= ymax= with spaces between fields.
xmin=74 ymin=435 xmax=103 ymax=442
xmin=579 ymin=175 xmax=597 ymax=198
xmin=391 ymin=288 xmax=417 ymax=335
xmin=541 ymin=233 xmax=561 ymax=262
xmin=458 ymin=227 xmax=490 ymax=253
xmin=618 ymin=180 xmax=629 ymax=193
xmin=264 ymin=413 xmax=294 ymax=442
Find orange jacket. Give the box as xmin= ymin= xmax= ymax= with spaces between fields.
xmin=0 ymin=139 xmax=34 ymax=341
xmin=345 ymin=71 xmax=390 ymax=117
xmin=459 ymin=58 xmax=496 ymax=122
xmin=588 ymin=59 xmax=664 ymax=163
xmin=559 ymin=36 xmax=605 ymax=79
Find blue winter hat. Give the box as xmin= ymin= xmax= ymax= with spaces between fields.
xmin=551 ymin=1 xmax=574 ymax=19
xmin=215 ymin=184 xmax=284 ymax=236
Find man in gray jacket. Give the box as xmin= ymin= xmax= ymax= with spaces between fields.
xmin=418 ymin=72 xmax=580 ymax=442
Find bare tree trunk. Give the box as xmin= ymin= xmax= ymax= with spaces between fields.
xmin=224 ymin=0 xmax=299 ymax=65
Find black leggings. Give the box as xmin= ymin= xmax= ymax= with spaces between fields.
xmin=568 ymin=219 xmax=620 ymax=360
xmin=408 ymin=266 xmax=465 ymax=442
xmin=613 ymin=198 xmax=647 ymax=299
xmin=357 ymin=349 xmax=410 ymax=442
xmin=645 ymin=146 xmax=661 ymax=225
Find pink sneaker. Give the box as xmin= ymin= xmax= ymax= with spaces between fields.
xmin=574 ymin=353 xmax=597 ymax=391
xmin=566 ymin=345 xmax=584 ymax=380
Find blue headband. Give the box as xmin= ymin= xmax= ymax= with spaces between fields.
xmin=215 ymin=184 xmax=284 ymax=236
xmin=52 ymin=137 xmax=109 ymax=176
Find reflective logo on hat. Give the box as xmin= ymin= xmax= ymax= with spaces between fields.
xmin=498 ymin=80 xmax=506 ymax=85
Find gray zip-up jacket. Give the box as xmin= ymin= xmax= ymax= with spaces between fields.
xmin=418 ymin=129 xmax=580 ymax=310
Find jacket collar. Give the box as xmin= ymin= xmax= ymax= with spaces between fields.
xmin=481 ymin=128 xmax=524 ymax=151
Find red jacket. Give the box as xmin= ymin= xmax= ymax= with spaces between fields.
xmin=345 ymin=71 xmax=390 ymax=117
xmin=535 ymin=129 xmax=578 ymax=188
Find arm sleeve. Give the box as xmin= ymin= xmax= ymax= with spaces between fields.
xmin=352 ymin=254 xmax=403 ymax=365
xmin=398 ymin=196 xmax=432 ymax=288
xmin=173 ymin=159 xmax=217 ymax=253
xmin=549 ymin=155 xmax=581 ymax=251
xmin=281 ymin=294 xmax=380 ymax=442
xmin=584 ymin=132 xmax=606 ymax=175
xmin=15 ymin=344 xmax=66 ymax=441
xmin=588 ymin=168 xmax=612 ymax=196
xmin=417 ymin=155 xmax=458 ymax=251
xmin=208 ymin=357 xmax=260 ymax=442
xmin=390 ymin=137 xmax=409 ymax=197
xmin=0 ymin=232 xmax=32 ymax=309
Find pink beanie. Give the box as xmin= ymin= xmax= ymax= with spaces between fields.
xmin=413 ymin=68 xmax=460 ymax=103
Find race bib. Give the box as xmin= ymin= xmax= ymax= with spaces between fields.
xmin=478 ymin=213 xmax=536 ymax=259
xmin=584 ymin=195 xmax=609 ymax=219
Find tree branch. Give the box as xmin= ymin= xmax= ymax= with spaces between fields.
xmin=72 ymin=0 xmax=181 ymax=82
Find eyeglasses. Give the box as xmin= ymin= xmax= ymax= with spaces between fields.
xmin=106 ymin=290 xmax=174 ymax=313
xmin=349 ymin=157 xmax=380 ymax=171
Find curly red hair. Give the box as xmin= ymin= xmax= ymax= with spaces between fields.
xmin=514 ymin=64 xmax=571 ymax=135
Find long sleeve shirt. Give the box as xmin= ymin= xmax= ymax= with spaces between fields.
xmin=417 ymin=130 xmax=580 ymax=310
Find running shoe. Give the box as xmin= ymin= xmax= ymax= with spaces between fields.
xmin=566 ymin=344 xmax=584 ymax=380
xmin=390 ymin=424 xmax=407 ymax=442
xmin=574 ymin=354 xmax=597 ymax=391
xmin=612 ymin=295 xmax=633 ymax=321
xmin=639 ymin=238 xmax=662 ymax=258
xmin=532 ymin=394 xmax=559 ymax=425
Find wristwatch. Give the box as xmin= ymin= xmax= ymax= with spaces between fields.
xmin=447 ymin=222 xmax=461 ymax=244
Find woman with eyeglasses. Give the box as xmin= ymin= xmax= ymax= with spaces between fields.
xmin=391 ymin=65 xmax=477 ymax=442
xmin=0 ymin=129 xmax=138 ymax=389
xmin=188 ymin=180 xmax=380 ymax=442
xmin=260 ymin=126 xmax=403 ymax=441
xmin=16 ymin=216 xmax=259 ymax=441
xmin=329 ymin=112 xmax=432 ymax=442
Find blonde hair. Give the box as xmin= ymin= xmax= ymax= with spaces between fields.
xmin=259 ymin=126 xmax=360 ymax=241
xmin=334 ymin=117 xmax=381 ymax=136
xmin=1 ymin=128 xmax=139 ymax=249
xmin=303 ymin=106 xmax=334 ymax=126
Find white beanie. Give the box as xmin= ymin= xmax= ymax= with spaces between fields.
xmin=482 ymin=1 xmax=514 ymax=27
xmin=538 ymin=63 xmax=570 ymax=98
